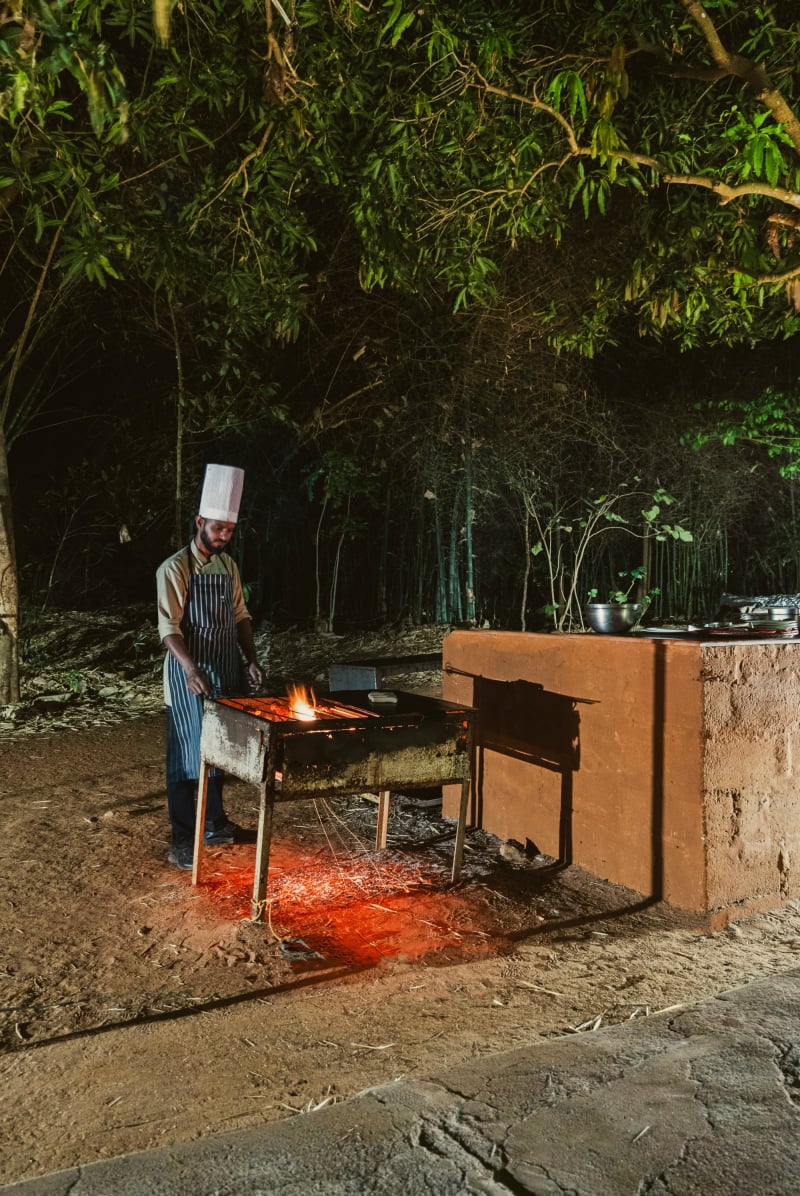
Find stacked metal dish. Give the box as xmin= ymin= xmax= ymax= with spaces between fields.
xmin=702 ymin=615 xmax=798 ymax=636
xmin=768 ymin=605 xmax=799 ymax=620
xmin=640 ymin=608 xmax=799 ymax=637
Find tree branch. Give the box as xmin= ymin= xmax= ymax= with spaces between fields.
xmin=579 ymin=147 xmax=800 ymax=210
xmin=190 ymin=121 xmax=275 ymax=231
xmin=739 ymin=262 xmax=800 ymax=286
xmin=480 ymin=81 xmax=579 ymax=153
xmin=475 ymin=82 xmax=800 ymax=211
xmin=680 ymin=0 xmax=800 ymax=155
xmin=633 ymin=38 xmax=726 ymax=84
xmin=1 ymin=196 xmax=77 ymax=427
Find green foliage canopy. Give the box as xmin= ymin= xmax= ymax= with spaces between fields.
xmin=3 ymin=0 xmax=800 ymax=397
xmin=693 ymin=382 xmax=800 ymax=478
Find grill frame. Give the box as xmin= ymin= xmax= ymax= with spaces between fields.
xmin=191 ymin=691 xmax=475 ymax=921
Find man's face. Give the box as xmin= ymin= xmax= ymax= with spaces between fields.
xmin=196 ymin=517 xmax=235 ymax=556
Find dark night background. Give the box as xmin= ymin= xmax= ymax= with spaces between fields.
xmin=10 ymin=309 xmax=800 ymax=627
xmin=5 ymin=1 xmax=800 ymax=635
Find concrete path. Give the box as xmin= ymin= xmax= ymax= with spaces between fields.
xmin=6 ymin=968 xmax=800 ymax=1195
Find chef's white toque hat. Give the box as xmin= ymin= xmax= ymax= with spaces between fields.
xmin=199 ymin=464 xmax=244 ymax=523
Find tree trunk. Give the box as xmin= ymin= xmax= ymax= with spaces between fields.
xmin=448 ymin=485 xmax=462 ymax=622
xmin=0 ymin=420 xmax=19 ymax=704
xmin=328 ymin=495 xmax=351 ymax=632
xmin=520 ymin=508 xmax=530 ymax=632
xmin=791 ymin=481 xmax=799 ymax=591
xmin=433 ymin=490 xmax=447 ymax=622
xmin=313 ymin=497 xmax=331 ymax=632
xmin=0 ymin=203 xmax=76 ymax=703
xmin=168 ymin=296 xmax=185 ymax=544
xmin=464 ymin=440 xmax=475 ymax=624
xmin=413 ymin=500 xmax=425 ymax=624
xmin=639 ymin=524 xmax=652 ymax=603
xmin=376 ymin=483 xmax=391 ymax=623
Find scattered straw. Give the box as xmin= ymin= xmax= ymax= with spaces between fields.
xmin=516 ymin=981 xmax=565 ymax=998
xmin=571 ymin=1014 xmax=603 ymax=1033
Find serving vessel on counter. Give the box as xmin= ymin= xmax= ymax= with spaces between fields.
xmin=768 ymin=605 xmax=799 ymax=620
xmin=585 ymin=602 xmax=642 ymax=634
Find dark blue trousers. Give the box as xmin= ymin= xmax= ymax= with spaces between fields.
xmin=167 ymin=775 xmax=227 ymax=845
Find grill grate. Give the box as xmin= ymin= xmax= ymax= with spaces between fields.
xmin=216 ymin=696 xmax=375 ymax=723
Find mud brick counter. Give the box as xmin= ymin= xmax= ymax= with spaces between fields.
xmin=442 ymin=630 xmax=800 ymax=924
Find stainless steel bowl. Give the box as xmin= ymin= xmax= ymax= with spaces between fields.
xmin=585 ymin=603 xmax=642 ymax=634
xmin=768 ymin=605 xmax=799 ymax=620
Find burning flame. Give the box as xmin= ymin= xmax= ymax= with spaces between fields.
xmin=287 ymin=682 xmax=317 ymax=721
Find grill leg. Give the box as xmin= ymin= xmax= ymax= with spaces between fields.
xmin=192 ymin=758 xmax=211 ymax=885
xmin=251 ymin=778 xmax=275 ymax=923
xmin=376 ymin=789 xmax=391 ymax=849
xmin=450 ymin=775 xmax=470 ymax=882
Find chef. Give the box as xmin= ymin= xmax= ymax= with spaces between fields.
xmin=156 ymin=464 xmax=265 ymax=870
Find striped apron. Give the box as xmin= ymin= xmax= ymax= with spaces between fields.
xmin=166 ymin=547 xmax=242 ymax=784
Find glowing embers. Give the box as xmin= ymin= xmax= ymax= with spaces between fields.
xmin=216 ymin=693 xmax=373 ymax=724
xmin=201 ymin=845 xmax=499 ymax=967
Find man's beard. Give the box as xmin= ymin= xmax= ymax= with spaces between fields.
xmin=199 ymin=528 xmax=225 ymax=556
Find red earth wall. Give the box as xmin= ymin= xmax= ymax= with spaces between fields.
xmin=442 ymin=630 xmax=800 ymax=922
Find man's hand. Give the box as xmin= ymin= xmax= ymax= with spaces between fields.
xmin=246 ymin=661 xmax=265 ymax=691
xmin=184 ymin=664 xmax=212 ymax=696
xmin=163 ymin=634 xmax=212 ymax=696
xmin=237 ymin=618 xmax=265 ymax=692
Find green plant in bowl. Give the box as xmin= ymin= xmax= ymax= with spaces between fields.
xmin=586 ymin=568 xmax=661 ymax=634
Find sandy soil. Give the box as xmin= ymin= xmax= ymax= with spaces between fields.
xmin=2 ymin=615 xmax=800 ymax=1186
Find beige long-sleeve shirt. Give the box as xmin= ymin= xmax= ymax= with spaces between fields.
xmin=156 ymin=541 xmax=251 ymax=702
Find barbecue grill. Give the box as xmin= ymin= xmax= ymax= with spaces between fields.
xmin=191 ymin=690 xmax=474 ymax=921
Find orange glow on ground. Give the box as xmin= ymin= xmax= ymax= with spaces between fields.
xmin=199 ymin=842 xmax=505 ymax=967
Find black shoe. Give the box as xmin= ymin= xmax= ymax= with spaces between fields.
xmin=209 ymin=819 xmax=257 ymax=845
xmin=203 ymin=820 xmax=235 ymax=845
xmin=168 ymin=842 xmax=193 ymax=870
xmin=203 ymin=819 xmax=258 ymax=845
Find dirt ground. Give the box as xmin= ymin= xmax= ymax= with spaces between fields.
xmin=3 ymin=613 xmax=800 ymax=1187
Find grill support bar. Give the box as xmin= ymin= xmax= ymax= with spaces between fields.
xmin=376 ymin=789 xmax=391 ymax=850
